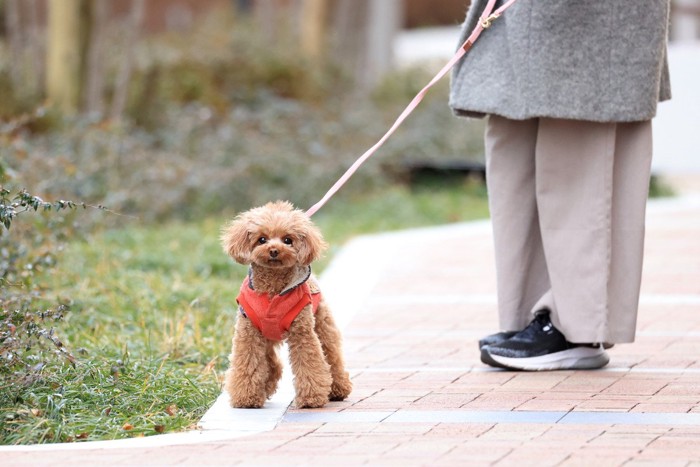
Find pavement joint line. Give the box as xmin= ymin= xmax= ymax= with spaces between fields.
xmin=347 ymin=330 xmax=700 ymax=338
xmin=348 ymin=366 xmax=700 ymax=374
xmin=368 ymin=293 xmax=700 ymax=306
xmin=636 ymin=331 xmax=700 ymax=337
xmin=0 ymin=429 xmax=259 ymax=453
xmin=601 ymin=366 xmax=700 ymax=374
xmin=283 ymin=411 xmax=397 ymax=424
xmin=282 ymin=410 xmax=700 ymax=426
xmin=637 ymin=294 xmax=700 ymax=305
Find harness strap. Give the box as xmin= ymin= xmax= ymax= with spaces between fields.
xmin=237 ymin=277 xmax=322 ymax=341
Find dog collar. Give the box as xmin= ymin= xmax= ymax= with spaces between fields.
xmin=246 ymin=265 xmax=312 ymax=296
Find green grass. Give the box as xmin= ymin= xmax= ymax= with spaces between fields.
xmin=1 ymin=219 xmax=233 ymax=444
xmin=0 ymin=182 xmax=489 ymax=445
xmin=315 ymin=179 xmax=489 ymax=238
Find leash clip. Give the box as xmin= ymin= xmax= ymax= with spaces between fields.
xmin=480 ymin=13 xmax=500 ymax=28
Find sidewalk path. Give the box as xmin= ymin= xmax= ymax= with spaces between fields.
xmin=3 ymin=192 xmax=700 ymax=466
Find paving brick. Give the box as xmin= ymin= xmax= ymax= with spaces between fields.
xmin=573 ymin=397 xmax=643 ymax=412
xmin=370 ymin=422 xmax=438 ymax=435
xmin=438 ymin=442 xmax=514 ymax=463
xmin=424 ymin=423 xmax=495 ymax=438
xmin=631 ymin=402 xmax=696 ymax=413
xmin=498 ymin=446 xmax=573 ymax=467
xmin=410 ymin=392 xmax=480 ymax=408
xmin=383 ymin=438 xmax=457 ymax=459
xmin=312 ymin=422 xmax=380 ymax=434
xmin=462 ymin=392 xmax=540 ymax=410
xmin=515 ymin=398 xmax=579 ymax=412
xmin=332 ymin=435 xmax=400 ymax=455
xmin=479 ymin=423 xmax=550 ymax=441
xmin=559 ymin=453 xmax=640 ymax=467
xmin=586 ymin=431 xmax=660 ymax=449
xmin=602 ymin=377 xmax=670 ymax=396
xmin=499 ymin=372 xmax=572 ymax=391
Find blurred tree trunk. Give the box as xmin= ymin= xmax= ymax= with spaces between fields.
xmin=254 ymin=0 xmax=278 ymax=44
xmin=4 ymin=0 xmax=22 ymax=92
xmin=27 ymin=0 xmax=45 ymax=97
xmin=5 ymin=0 xmax=46 ymax=102
xmin=331 ymin=0 xmax=402 ymax=94
xmin=109 ymin=0 xmax=145 ymax=121
xmin=84 ymin=0 xmax=109 ymax=116
xmin=300 ymin=0 xmax=327 ymax=59
xmin=331 ymin=0 xmax=366 ymax=72
xmin=46 ymin=0 xmax=85 ymax=113
xmin=363 ymin=0 xmax=402 ymax=90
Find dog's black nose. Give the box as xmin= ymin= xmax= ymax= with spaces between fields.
xmin=270 ymin=249 xmax=279 ymax=258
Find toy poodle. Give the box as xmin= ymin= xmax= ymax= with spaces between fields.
xmin=220 ymin=201 xmax=352 ymax=409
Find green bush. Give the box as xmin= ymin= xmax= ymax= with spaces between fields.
xmin=0 ymin=182 xmax=227 ymax=444
xmin=0 ymin=78 xmax=484 ymax=227
xmin=0 ymin=8 xmax=488 ymax=226
xmin=0 ymin=71 xmax=30 ymax=119
xmin=0 ymin=185 xmax=81 ymax=390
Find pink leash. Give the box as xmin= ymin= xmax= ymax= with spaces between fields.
xmin=306 ymin=0 xmax=519 ymax=217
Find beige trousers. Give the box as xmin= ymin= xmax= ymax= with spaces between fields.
xmin=485 ymin=116 xmax=653 ymax=343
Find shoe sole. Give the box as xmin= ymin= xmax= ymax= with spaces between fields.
xmin=481 ymin=346 xmax=610 ymax=371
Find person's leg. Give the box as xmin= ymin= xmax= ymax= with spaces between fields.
xmin=607 ymin=120 xmax=653 ymax=342
xmin=534 ymin=119 xmax=652 ymax=344
xmin=533 ymin=118 xmax=616 ymax=343
xmin=484 ymin=115 xmax=550 ymax=333
xmin=482 ymin=119 xmax=652 ymax=370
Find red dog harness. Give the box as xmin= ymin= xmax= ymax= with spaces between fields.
xmin=236 ymin=272 xmax=322 ymax=341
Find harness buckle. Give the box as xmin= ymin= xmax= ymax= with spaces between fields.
xmin=480 ymin=13 xmax=500 ymax=29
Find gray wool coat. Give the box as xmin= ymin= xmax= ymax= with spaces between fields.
xmin=449 ymin=0 xmax=671 ymax=122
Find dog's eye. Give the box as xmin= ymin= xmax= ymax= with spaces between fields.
xmin=257 ymin=237 xmax=267 ymax=245
xmin=283 ymin=237 xmax=293 ymax=245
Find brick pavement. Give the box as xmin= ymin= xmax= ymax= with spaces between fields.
xmin=3 ymin=193 xmax=700 ymax=466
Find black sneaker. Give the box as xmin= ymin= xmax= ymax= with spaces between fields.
xmin=480 ymin=311 xmax=609 ymax=371
xmin=478 ymin=331 xmax=518 ymax=350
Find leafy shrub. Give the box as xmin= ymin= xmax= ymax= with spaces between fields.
xmin=0 ymin=306 xmax=74 ymax=383
xmin=0 ymin=8 xmax=487 ymax=226
xmin=0 ymin=184 xmax=82 ymax=387
xmin=0 ymin=71 xmax=30 ymax=119
xmin=375 ymin=67 xmax=486 ymax=174
xmin=0 ymin=178 xmax=226 ymax=444
xmin=0 ymin=78 xmax=485 ymax=228
xmin=648 ymin=174 xmax=675 ymax=198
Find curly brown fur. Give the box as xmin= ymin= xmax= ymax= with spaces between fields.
xmin=221 ymin=201 xmax=351 ymax=409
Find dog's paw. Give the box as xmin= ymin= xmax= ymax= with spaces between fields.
xmin=329 ymin=373 xmax=352 ymax=401
xmin=230 ymin=394 xmax=266 ymax=409
xmin=264 ymin=380 xmax=279 ymax=400
xmin=295 ymin=393 xmax=329 ymax=409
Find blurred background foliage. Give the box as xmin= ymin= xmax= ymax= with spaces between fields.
xmin=0 ymin=0 xmax=484 ymax=226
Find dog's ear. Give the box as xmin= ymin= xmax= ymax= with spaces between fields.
xmin=297 ymin=221 xmax=328 ymax=266
xmin=221 ymin=218 xmax=253 ymax=264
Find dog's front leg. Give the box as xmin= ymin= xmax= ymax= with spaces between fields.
xmin=225 ymin=317 xmax=271 ymax=408
xmin=314 ymin=302 xmax=352 ymax=401
xmin=264 ymin=340 xmax=283 ymax=399
xmin=286 ymin=307 xmax=332 ymax=408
